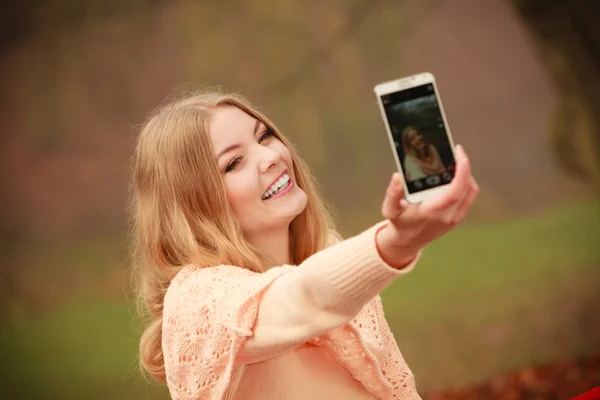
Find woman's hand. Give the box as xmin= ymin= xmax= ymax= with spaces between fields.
xmin=376 ymin=145 xmax=479 ymax=269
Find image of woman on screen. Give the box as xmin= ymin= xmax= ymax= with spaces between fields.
xmin=401 ymin=126 xmax=446 ymax=181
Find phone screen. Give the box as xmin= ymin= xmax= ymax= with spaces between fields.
xmin=380 ymin=83 xmax=456 ymax=194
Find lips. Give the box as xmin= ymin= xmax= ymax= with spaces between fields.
xmin=262 ymin=171 xmax=291 ymax=200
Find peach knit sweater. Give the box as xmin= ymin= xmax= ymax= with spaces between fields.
xmin=162 ymin=222 xmax=422 ymax=400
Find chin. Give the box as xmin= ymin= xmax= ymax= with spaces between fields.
xmin=262 ymin=203 xmax=307 ymax=232
xmin=256 ymin=187 xmax=308 ymax=229
xmin=279 ymin=191 xmax=308 ymax=224
xmin=286 ymin=192 xmax=308 ymax=219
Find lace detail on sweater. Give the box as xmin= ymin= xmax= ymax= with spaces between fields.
xmin=163 ymin=264 xmax=420 ymax=400
xmin=162 ymin=264 xmax=295 ymax=400
xmin=351 ymin=296 xmax=420 ymax=399
xmin=311 ymin=296 xmax=419 ymax=400
xmin=325 ymin=231 xmax=419 ymax=399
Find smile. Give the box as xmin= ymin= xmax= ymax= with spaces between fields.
xmin=262 ymin=173 xmax=292 ymax=200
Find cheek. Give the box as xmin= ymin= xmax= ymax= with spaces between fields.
xmin=224 ymin=175 xmax=259 ymax=215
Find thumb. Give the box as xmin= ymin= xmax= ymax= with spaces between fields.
xmin=382 ymin=173 xmax=408 ymax=219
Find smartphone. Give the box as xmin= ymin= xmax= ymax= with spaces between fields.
xmin=374 ymin=72 xmax=457 ymax=204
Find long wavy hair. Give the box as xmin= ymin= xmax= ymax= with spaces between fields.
xmin=129 ymin=90 xmax=338 ymax=382
xmin=401 ymin=126 xmax=432 ymax=159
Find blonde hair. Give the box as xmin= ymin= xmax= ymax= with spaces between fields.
xmin=402 ymin=126 xmax=431 ymax=159
xmin=129 ymin=90 xmax=337 ymax=382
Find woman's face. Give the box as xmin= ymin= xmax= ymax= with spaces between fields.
xmin=209 ymin=105 xmax=308 ymax=239
xmin=406 ymin=129 xmax=426 ymax=150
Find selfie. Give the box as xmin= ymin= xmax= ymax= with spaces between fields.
xmin=376 ymin=75 xmax=457 ymax=203
xmin=400 ymin=125 xmax=448 ymax=183
xmin=3 ymin=1 xmax=599 ymax=400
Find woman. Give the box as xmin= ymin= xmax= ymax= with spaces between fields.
xmin=130 ymin=91 xmax=479 ymax=400
xmin=401 ymin=126 xmax=446 ymax=181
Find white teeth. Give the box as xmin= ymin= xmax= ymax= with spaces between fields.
xmin=263 ymin=173 xmax=291 ymax=199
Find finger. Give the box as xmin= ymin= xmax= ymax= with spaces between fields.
xmin=471 ymin=176 xmax=480 ymax=193
xmin=381 ymin=172 xmax=405 ymax=219
xmin=447 ymin=145 xmax=472 ymax=198
xmin=451 ymin=176 xmax=480 ymax=224
xmin=424 ymin=145 xmax=471 ymax=211
xmin=381 ymin=172 xmax=408 ymax=219
xmin=446 ymin=171 xmax=479 ymax=219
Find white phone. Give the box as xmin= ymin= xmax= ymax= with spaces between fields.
xmin=374 ymin=72 xmax=457 ymax=204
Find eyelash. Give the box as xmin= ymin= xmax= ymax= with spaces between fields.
xmin=225 ymin=129 xmax=275 ymax=173
xmin=225 ymin=157 xmax=242 ymax=173
xmin=259 ymin=129 xmax=275 ymax=143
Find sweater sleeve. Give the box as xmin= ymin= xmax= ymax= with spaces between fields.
xmin=161 ymin=221 xmax=419 ymax=399
xmin=313 ymin=232 xmax=421 ymax=399
xmin=238 ymin=221 xmax=419 ymax=364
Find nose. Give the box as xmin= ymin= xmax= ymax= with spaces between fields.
xmin=257 ymin=145 xmax=281 ymax=174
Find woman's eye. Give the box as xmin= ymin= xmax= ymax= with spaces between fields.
xmin=225 ymin=156 xmax=242 ymax=173
xmin=259 ymin=129 xmax=275 ymax=143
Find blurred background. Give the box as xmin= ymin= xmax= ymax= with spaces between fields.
xmin=1 ymin=0 xmax=599 ymax=399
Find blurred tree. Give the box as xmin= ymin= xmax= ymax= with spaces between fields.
xmin=0 ymin=0 xmax=161 ymax=51
xmin=511 ymin=0 xmax=600 ymax=190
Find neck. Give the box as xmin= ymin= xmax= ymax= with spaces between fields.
xmin=248 ymin=225 xmax=291 ymax=268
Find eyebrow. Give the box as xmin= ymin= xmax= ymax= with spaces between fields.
xmin=215 ymin=119 xmax=263 ymax=160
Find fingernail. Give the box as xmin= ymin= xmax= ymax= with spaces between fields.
xmin=399 ymin=199 xmax=410 ymax=208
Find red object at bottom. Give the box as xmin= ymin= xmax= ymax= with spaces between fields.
xmin=571 ymin=387 xmax=600 ymax=400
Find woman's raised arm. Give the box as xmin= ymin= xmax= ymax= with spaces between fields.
xmin=239 ymin=145 xmax=478 ymax=364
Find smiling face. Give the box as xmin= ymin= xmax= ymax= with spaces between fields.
xmin=406 ymin=128 xmax=426 ymax=150
xmin=209 ymin=105 xmax=308 ymax=240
